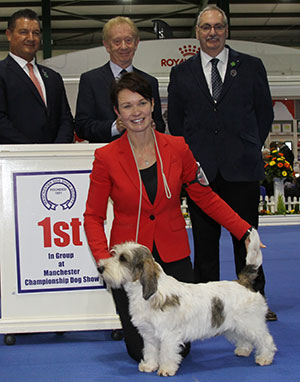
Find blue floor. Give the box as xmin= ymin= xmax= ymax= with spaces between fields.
xmin=0 ymin=225 xmax=299 ymax=381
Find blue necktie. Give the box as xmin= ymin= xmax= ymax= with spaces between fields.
xmin=211 ymin=58 xmax=222 ymax=102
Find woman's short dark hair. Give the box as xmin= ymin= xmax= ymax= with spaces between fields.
xmin=8 ymin=9 xmax=41 ymax=31
xmin=111 ymin=72 xmax=153 ymax=111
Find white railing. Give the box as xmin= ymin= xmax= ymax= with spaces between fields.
xmin=181 ymin=196 xmax=300 ymax=228
xmin=259 ymin=195 xmax=300 ymax=214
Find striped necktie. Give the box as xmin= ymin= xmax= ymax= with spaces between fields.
xmin=119 ymin=69 xmax=127 ymax=76
xmin=117 ymin=68 xmax=127 ymax=80
xmin=211 ymin=58 xmax=222 ymax=102
xmin=27 ymin=63 xmax=46 ymax=104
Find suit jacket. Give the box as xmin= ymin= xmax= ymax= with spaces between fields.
xmin=168 ymin=47 xmax=274 ymax=182
xmin=75 ymin=62 xmax=165 ymax=143
xmin=279 ymin=144 xmax=294 ymax=166
xmin=84 ymin=130 xmax=250 ymax=263
xmin=0 ymin=55 xmax=74 ymax=144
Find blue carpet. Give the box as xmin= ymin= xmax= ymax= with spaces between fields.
xmin=0 ymin=225 xmax=299 ymax=381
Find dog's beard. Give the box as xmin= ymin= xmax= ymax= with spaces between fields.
xmin=101 ymin=270 xmax=119 ymax=289
xmin=100 ymin=260 xmax=132 ymax=290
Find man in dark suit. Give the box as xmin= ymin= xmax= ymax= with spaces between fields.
xmin=75 ymin=16 xmax=165 ymax=142
xmin=279 ymin=141 xmax=294 ymax=167
xmin=168 ymin=5 xmax=277 ymax=320
xmin=0 ymin=9 xmax=74 ymax=144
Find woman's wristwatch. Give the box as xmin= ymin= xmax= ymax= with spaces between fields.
xmin=241 ymin=226 xmax=254 ymax=241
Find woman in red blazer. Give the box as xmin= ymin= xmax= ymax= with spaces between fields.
xmin=84 ymin=72 xmax=251 ymax=362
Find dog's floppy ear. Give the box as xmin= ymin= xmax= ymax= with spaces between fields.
xmin=140 ymin=255 xmax=158 ymax=300
xmin=132 ymin=246 xmax=159 ymax=300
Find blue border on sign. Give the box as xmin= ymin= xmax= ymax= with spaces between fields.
xmin=13 ymin=169 xmax=106 ymax=294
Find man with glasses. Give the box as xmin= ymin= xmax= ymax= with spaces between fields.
xmin=168 ymin=5 xmax=277 ymax=321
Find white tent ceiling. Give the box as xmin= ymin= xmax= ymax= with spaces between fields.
xmin=1 ymin=0 xmax=300 ymax=54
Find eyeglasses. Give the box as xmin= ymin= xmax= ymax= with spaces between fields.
xmin=198 ymin=24 xmax=226 ymax=33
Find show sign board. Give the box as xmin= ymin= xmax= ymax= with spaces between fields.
xmin=14 ymin=170 xmax=101 ymax=293
xmin=0 ymin=144 xmax=120 ymax=334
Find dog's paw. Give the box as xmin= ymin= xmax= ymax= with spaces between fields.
xmin=235 ymin=346 xmax=253 ymax=357
xmin=138 ymin=360 xmax=158 ymax=373
xmin=157 ymin=365 xmax=178 ymax=377
xmin=255 ymin=355 xmax=274 ymax=366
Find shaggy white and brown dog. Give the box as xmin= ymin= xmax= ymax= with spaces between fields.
xmin=98 ymin=229 xmax=277 ymax=376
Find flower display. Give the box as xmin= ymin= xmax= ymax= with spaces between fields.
xmin=264 ymin=149 xmax=295 ymax=183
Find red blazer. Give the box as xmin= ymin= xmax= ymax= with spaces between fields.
xmin=84 ymin=130 xmax=250 ymax=263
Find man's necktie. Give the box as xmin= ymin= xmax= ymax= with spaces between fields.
xmin=117 ymin=68 xmax=127 ymax=80
xmin=211 ymin=58 xmax=222 ymax=102
xmin=27 ymin=63 xmax=46 ymax=104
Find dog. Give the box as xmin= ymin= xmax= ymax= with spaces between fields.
xmin=98 ymin=229 xmax=277 ymax=376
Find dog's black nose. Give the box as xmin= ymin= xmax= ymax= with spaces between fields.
xmin=98 ymin=266 xmax=105 ymax=274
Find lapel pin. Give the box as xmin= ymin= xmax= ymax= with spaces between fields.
xmin=230 ymin=69 xmax=237 ymax=77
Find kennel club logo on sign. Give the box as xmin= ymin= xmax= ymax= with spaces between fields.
xmin=13 ymin=170 xmax=103 ymax=294
xmin=40 ymin=177 xmax=76 ymax=211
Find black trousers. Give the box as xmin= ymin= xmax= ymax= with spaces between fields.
xmin=112 ymin=244 xmax=194 ymax=362
xmin=187 ymin=172 xmax=266 ymax=295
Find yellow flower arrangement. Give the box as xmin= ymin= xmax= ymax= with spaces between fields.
xmin=264 ymin=149 xmax=295 ymax=183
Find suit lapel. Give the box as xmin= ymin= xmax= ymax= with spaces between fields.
xmin=37 ymin=64 xmax=49 ymax=111
xmin=99 ymin=62 xmax=115 ymax=87
xmin=218 ymin=47 xmax=240 ymax=102
xmin=190 ymin=53 xmax=214 ymax=102
xmin=152 ymin=132 xmax=171 ymax=207
xmin=117 ymin=131 xmax=171 ymax=207
xmin=117 ymin=133 xmax=150 ymax=203
xmin=99 ymin=63 xmax=116 ymax=117
xmin=6 ymin=56 xmax=46 ymax=108
xmin=189 ymin=49 xmax=241 ymax=104
xmin=6 ymin=55 xmax=28 ymax=84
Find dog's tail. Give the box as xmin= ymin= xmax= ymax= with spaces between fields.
xmin=238 ymin=228 xmax=263 ymax=289
xmin=245 ymin=228 xmax=263 ymax=268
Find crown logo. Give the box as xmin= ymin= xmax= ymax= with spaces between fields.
xmin=179 ymin=45 xmax=200 ymax=57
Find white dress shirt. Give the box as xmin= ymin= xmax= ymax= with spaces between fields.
xmin=200 ymin=48 xmax=229 ymax=97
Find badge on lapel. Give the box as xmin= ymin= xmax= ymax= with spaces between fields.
xmin=230 ymin=60 xmax=239 ymax=77
xmin=42 ymin=69 xmax=49 ymax=78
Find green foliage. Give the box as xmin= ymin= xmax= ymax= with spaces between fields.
xmin=263 ymin=200 xmax=267 ymax=210
xmin=276 ymin=194 xmax=286 ymax=214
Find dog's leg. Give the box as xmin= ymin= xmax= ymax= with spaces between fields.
xmin=253 ymin=329 xmax=277 ymax=366
xmin=157 ymin=337 xmax=183 ymax=377
xmin=235 ymin=342 xmax=253 ymax=357
xmin=138 ymin=336 xmax=159 ymax=373
xmin=225 ymin=295 xmax=276 ymax=365
xmin=228 ymin=317 xmax=276 ymax=365
xmin=225 ymin=330 xmax=253 ymax=357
